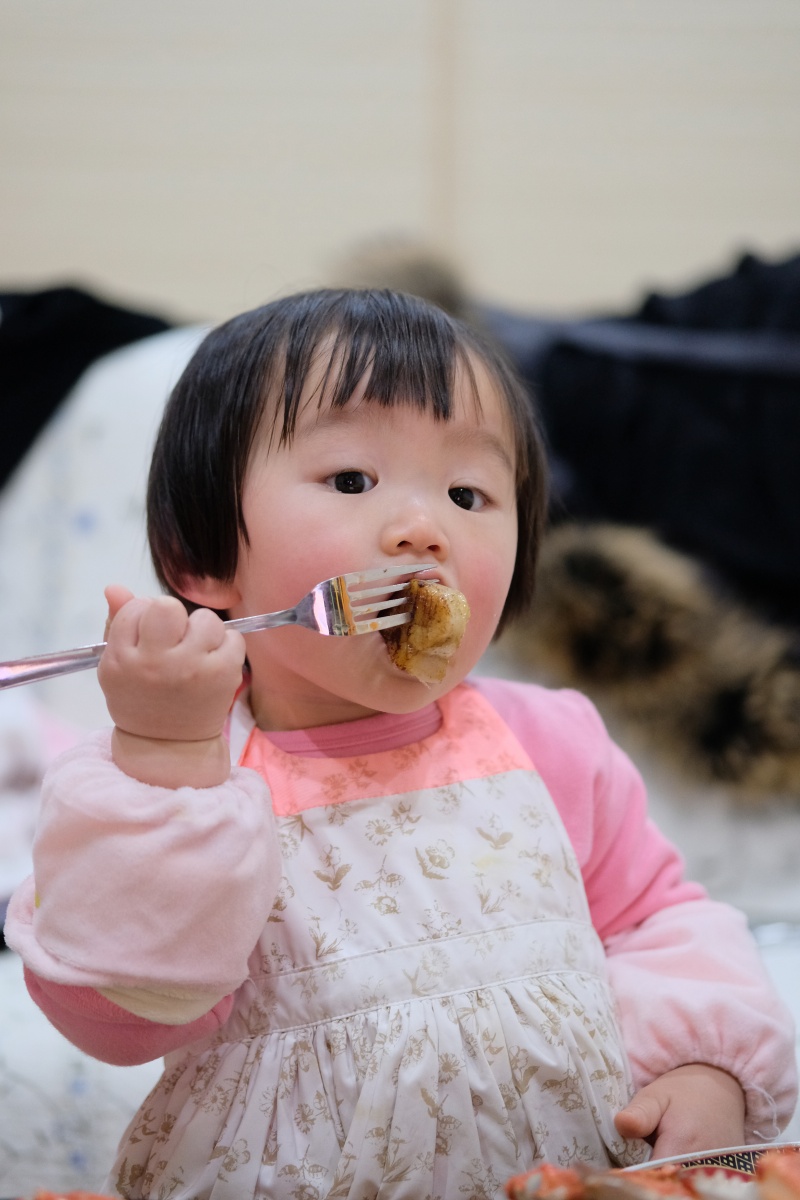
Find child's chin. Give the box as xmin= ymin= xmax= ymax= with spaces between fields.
xmin=377 ymin=659 xmax=469 ymax=712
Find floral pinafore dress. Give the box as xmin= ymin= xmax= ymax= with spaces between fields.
xmin=110 ymin=684 xmax=648 ymax=1200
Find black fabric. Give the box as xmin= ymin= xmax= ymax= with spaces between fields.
xmin=636 ymin=250 xmax=800 ymax=333
xmin=482 ymin=251 xmax=800 ymax=626
xmin=0 ymin=285 xmax=172 ymax=489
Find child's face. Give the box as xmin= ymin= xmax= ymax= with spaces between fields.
xmin=218 ymin=349 xmax=519 ymax=730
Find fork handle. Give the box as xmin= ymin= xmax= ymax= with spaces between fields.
xmin=223 ymin=609 xmax=294 ymax=634
xmin=0 ymin=607 xmax=296 ymax=691
xmin=0 ymin=643 xmax=107 ymax=690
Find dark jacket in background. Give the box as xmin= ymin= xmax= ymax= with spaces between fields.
xmin=0 ymin=285 xmax=171 ymax=490
xmin=484 ymin=251 xmax=800 ymax=625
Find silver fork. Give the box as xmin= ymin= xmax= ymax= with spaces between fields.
xmin=0 ymin=564 xmax=437 ymax=691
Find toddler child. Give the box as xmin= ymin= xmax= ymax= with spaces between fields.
xmin=5 ymin=288 xmax=797 ymax=1200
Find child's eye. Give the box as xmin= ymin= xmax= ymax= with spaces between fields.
xmin=449 ymin=486 xmax=485 ymax=511
xmin=329 ymin=470 xmax=374 ymax=494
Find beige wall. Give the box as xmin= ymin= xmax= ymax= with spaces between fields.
xmin=1 ymin=0 xmax=799 ymax=324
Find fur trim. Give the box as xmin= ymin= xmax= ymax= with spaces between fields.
xmin=498 ymin=522 xmax=800 ymax=797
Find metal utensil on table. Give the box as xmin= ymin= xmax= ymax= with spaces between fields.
xmin=0 ymin=563 xmax=436 ymax=690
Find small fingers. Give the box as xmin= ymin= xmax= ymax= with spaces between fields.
xmin=104 ymin=594 xmax=244 ymax=674
xmin=136 ymin=596 xmax=191 ymax=650
xmin=183 ymin=608 xmax=247 ymax=676
xmin=103 ymin=584 xmax=136 ymax=639
xmin=185 ymin=605 xmax=230 ymax=651
xmin=105 ymin=594 xmax=190 ymax=656
xmin=104 ymin=594 xmax=155 ymax=649
xmin=615 ymin=1093 xmax=664 ymax=1140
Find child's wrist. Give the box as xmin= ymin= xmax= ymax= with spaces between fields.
xmin=111 ymin=727 xmax=231 ymax=788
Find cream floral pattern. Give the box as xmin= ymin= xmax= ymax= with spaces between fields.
xmin=109 ymin=687 xmax=648 ymax=1199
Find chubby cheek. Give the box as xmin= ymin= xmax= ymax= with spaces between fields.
xmin=464 ymin=577 xmax=509 ymax=652
xmin=461 ymin=542 xmax=517 ymax=652
xmin=238 ymin=491 xmax=366 ymax=615
xmin=234 ymin=528 xmax=338 ymax=615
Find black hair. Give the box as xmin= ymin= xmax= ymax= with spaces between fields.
xmin=147 ymin=287 xmax=548 ymax=634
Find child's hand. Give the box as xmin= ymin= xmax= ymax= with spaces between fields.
xmin=98 ymin=585 xmax=246 ymax=788
xmin=615 ymin=1063 xmax=746 ymax=1160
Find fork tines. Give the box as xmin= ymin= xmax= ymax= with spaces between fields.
xmin=345 ymin=564 xmax=439 ymax=618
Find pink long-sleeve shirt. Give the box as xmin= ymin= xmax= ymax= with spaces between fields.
xmin=5 ymin=677 xmax=797 ymax=1141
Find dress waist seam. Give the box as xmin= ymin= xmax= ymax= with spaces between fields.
xmin=220 ymin=963 xmax=611 ymax=1043
xmin=253 ymin=913 xmax=595 ymax=985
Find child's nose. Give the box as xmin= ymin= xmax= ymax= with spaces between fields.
xmin=381 ymin=503 xmax=450 ymax=560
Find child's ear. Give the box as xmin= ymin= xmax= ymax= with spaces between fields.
xmin=177 ymin=575 xmax=242 ymax=611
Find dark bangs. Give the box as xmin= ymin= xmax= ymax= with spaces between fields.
xmin=147 ymin=288 xmax=548 ymax=629
xmin=271 ymin=288 xmax=464 ymax=444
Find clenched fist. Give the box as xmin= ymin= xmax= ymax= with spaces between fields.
xmin=98 ymin=586 xmax=247 ymax=788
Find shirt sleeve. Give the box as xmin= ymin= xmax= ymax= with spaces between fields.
xmin=22 ymin=967 xmax=237 ymax=1066
xmin=5 ymin=728 xmax=282 ymax=1025
xmin=605 ymin=900 xmax=798 ymax=1142
xmin=470 ymin=676 xmax=798 ymax=1138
